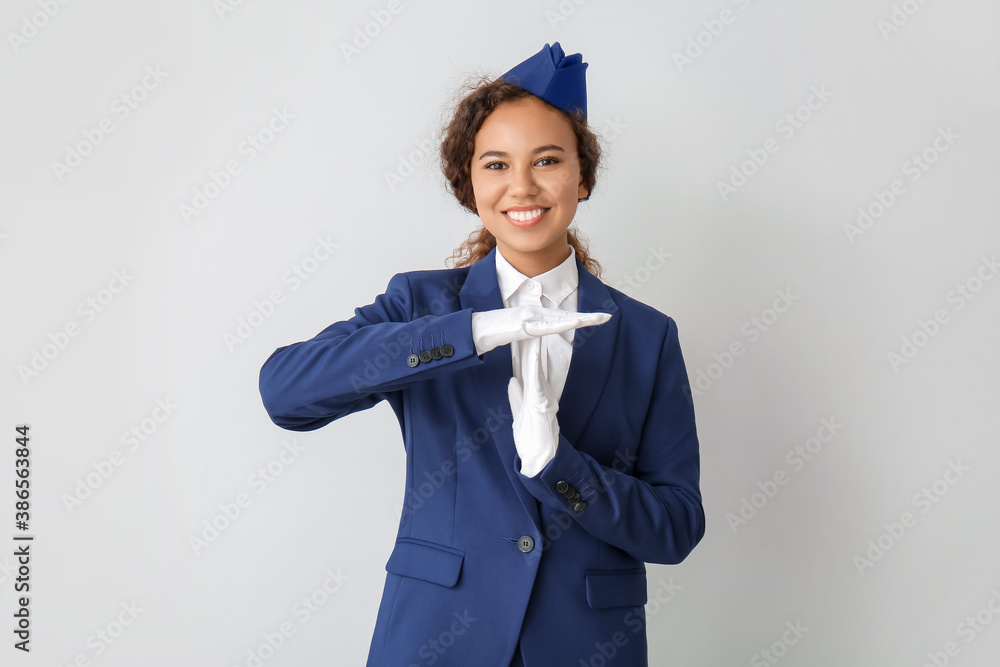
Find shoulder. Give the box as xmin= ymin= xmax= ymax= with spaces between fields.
xmin=599 ymin=283 xmax=692 ymax=371
xmin=602 ymin=281 xmax=677 ymax=338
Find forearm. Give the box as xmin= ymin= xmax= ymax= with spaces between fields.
xmin=517 ymin=315 xmax=705 ymax=564
xmin=518 ymin=435 xmax=704 ymax=564
xmin=259 ymin=273 xmax=483 ymax=431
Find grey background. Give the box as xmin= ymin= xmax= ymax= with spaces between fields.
xmin=2 ymin=0 xmax=999 ymax=665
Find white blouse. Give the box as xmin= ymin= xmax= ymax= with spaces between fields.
xmin=493 ymin=244 xmax=579 ymax=405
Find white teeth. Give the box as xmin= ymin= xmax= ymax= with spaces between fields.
xmin=506 ymin=208 xmax=545 ymax=222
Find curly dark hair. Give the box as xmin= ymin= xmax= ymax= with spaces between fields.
xmin=439 ymin=73 xmax=603 ymax=277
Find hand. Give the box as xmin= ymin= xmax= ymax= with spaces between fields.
xmin=471 ymin=305 xmax=611 ymax=356
xmin=507 ymin=336 xmax=560 ymax=478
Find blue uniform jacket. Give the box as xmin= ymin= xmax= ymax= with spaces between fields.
xmin=258 ymin=246 xmax=705 ymax=666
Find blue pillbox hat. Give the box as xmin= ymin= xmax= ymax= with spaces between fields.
xmin=501 ymin=42 xmax=588 ymax=119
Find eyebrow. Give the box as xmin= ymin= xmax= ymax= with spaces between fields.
xmin=477 ymin=144 xmax=566 ymax=161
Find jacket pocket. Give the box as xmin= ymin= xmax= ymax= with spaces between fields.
xmin=585 ymin=568 xmax=647 ymax=609
xmin=385 ymin=537 xmax=465 ymax=588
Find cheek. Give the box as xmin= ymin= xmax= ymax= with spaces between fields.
xmin=471 ymin=176 xmax=498 ymax=206
xmin=467 ymin=174 xmax=482 ymax=204
xmin=542 ymin=169 xmax=579 ymax=196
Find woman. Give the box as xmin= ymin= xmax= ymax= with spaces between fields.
xmin=258 ymin=43 xmax=705 ymax=667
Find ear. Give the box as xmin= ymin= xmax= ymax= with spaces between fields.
xmin=577 ymin=177 xmax=590 ymax=201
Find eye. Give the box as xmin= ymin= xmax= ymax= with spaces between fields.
xmin=482 ymin=156 xmax=560 ymax=171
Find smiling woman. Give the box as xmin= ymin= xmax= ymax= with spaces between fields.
xmin=441 ymin=66 xmax=603 ymax=279
xmin=258 ymin=42 xmax=705 ymax=667
xmin=467 ymin=97 xmax=590 ymax=277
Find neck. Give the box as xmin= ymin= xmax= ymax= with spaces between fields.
xmin=498 ymin=242 xmax=571 ymax=278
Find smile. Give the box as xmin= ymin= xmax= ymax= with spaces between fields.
xmin=504 ymin=208 xmax=549 ymax=226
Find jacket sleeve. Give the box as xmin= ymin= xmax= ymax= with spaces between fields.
xmin=259 ymin=272 xmax=483 ymax=431
xmin=516 ymin=316 xmax=705 ymax=565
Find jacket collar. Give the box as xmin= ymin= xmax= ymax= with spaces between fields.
xmin=459 ymin=246 xmax=621 ymax=530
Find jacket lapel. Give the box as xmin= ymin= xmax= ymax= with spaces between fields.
xmin=458 ymin=246 xmax=621 ymax=530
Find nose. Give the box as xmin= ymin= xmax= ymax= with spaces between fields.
xmin=507 ymin=163 xmax=538 ymax=197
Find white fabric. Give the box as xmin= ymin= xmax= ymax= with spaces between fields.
xmin=496 ymin=246 xmax=578 ymax=477
xmin=494 ymin=246 xmax=578 ymax=404
xmin=506 ymin=336 xmax=561 ymax=478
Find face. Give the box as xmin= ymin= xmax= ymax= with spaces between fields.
xmin=470 ymin=96 xmax=589 ymax=277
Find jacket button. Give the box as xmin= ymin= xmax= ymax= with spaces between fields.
xmin=568 ymin=492 xmax=581 ymax=503
xmin=419 ymin=350 xmax=433 ymax=363
xmin=517 ymin=536 xmax=534 ymax=553
xmin=440 ymin=344 xmax=454 ymax=357
xmin=556 ymin=480 xmax=569 ymax=494
xmin=430 ymin=347 xmax=443 ymax=360
xmin=573 ymin=502 xmax=587 ymax=512
xmin=406 ymin=354 xmax=420 ymax=367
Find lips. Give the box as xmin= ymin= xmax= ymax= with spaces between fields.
xmin=503 ymin=207 xmax=549 ymax=226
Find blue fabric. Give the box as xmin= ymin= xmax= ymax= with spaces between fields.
xmin=502 ymin=42 xmax=589 ymax=118
xmin=258 ymin=246 xmax=705 ymax=666
xmin=509 ymin=641 xmax=525 ymax=667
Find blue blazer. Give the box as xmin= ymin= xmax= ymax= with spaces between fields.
xmin=258 ymin=247 xmax=705 ymax=666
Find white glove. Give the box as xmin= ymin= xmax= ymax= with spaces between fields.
xmin=507 ymin=336 xmax=561 ymax=478
xmin=471 ymin=306 xmax=611 ymax=356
